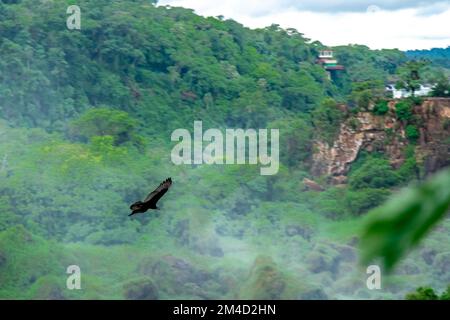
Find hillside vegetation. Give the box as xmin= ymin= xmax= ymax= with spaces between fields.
xmin=0 ymin=0 xmax=449 ymax=299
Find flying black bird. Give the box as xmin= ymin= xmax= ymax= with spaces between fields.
xmin=129 ymin=178 xmax=173 ymax=216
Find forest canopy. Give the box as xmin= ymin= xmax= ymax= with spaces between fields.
xmin=0 ymin=0 xmax=449 ymax=300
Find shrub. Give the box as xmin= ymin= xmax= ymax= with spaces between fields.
xmin=397 ymin=146 xmax=419 ymax=182
xmin=69 ymin=108 xmax=138 ymax=145
xmin=441 ymin=286 xmax=450 ymax=300
xmin=239 ymin=255 xmax=286 ymax=299
xmin=409 ymin=96 xmax=423 ymax=106
xmin=28 ymin=276 xmax=66 ymax=300
xmin=405 ymin=125 xmax=420 ymax=142
xmin=406 ymin=285 xmax=450 ymax=300
xmin=348 ymin=117 xmax=360 ymax=130
xmin=349 ymin=158 xmax=400 ymax=190
xmin=123 ymin=277 xmax=159 ymax=300
xmin=271 ymin=118 xmax=313 ymax=167
xmin=406 ymin=287 xmax=439 ymax=300
xmin=356 ymin=90 xmax=372 ymax=110
xmin=346 ymin=188 xmax=391 ymax=216
xmin=431 ymin=77 xmax=450 ymax=97
xmin=373 ymin=100 xmax=389 ymax=115
xmin=311 ymin=99 xmax=345 ymax=145
xmin=395 ymin=100 xmax=413 ymax=122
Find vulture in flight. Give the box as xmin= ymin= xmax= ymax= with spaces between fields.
xmin=129 ymin=178 xmax=172 ymax=216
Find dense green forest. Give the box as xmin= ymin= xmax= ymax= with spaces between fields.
xmin=407 ymin=46 xmax=450 ymax=69
xmin=0 ymin=0 xmax=449 ymax=299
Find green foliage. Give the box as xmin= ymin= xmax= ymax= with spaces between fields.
xmin=337 ymin=153 xmax=399 ymax=216
xmin=346 ymin=117 xmax=359 ymax=130
xmin=0 ymin=225 xmax=64 ymax=296
xmin=271 ymin=117 xmax=313 ymax=168
xmin=360 ymin=168 xmax=450 ymax=272
xmin=397 ymin=146 xmax=419 ymax=183
xmin=409 ymin=96 xmax=424 ymax=106
xmin=0 ymin=0 xmax=336 ymax=133
xmin=239 ymin=255 xmax=309 ymax=299
xmin=123 ymin=277 xmax=159 ymax=300
xmin=406 ymin=47 xmax=450 ymax=69
xmin=396 ymin=60 xmax=428 ymax=96
xmin=349 ymin=80 xmax=385 ymax=110
xmin=441 ymin=286 xmax=450 ymax=300
xmin=332 ymin=45 xmax=406 ymax=96
xmin=312 ymin=99 xmax=345 ymax=145
xmin=0 ymin=0 xmax=448 ymax=301
xmin=431 ymin=76 xmax=450 ymax=97
xmin=406 ymin=285 xmax=450 ymax=300
xmin=313 ymin=187 xmax=348 ymax=218
xmin=373 ymin=100 xmax=389 ymax=116
xmin=405 ymin=125 xmax=420 ymax=143
xmin=406 ymin=287 xmax=439 ymax=300
xmin=239 ymin=255 xmax=286 ymax=299
xmin=349 ymin=158 xmax=399 ymax=190
xmin=69 ymin=108 xmax=140 ymax=146
xmin=346 ymin=188 xmax=391 ymax=216
xmin=28 ymin=275 xmax=67 ymax=300
xmin=395 ymin=100 xmax=414 ymax=122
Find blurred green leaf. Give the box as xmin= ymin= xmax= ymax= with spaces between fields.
xmin=360 ymin=168 xmax=450 ymax=272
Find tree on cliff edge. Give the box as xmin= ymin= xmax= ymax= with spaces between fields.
xmin=396 ymin=60 xmax=428 ymax=97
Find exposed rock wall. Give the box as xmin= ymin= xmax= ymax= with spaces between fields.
xmin=311 ymin=98 xmax=450 ymax=184
xmin=414 ymin=99 xmax=450 ymax=175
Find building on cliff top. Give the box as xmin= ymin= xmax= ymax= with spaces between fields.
xmin=385 ymin=83 xmax=435 ymax=99
xmin=316 ymin=49 xmax=344 ymax=80
xmin=316 ymin=49 xmax=345 ymax=80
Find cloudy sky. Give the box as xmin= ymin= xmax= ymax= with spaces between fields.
xmin=158 ymin=0 xmax=450 ymax=50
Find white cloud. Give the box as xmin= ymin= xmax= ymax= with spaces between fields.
xmin=158 ymin=0 xmax=450 ymax=50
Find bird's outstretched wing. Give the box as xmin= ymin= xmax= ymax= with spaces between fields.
xmin=143 ymin=177 xmax=172 ymax=205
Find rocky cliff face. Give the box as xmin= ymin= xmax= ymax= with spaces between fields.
xmin=311 ymin=98 xmax=450 ymax=184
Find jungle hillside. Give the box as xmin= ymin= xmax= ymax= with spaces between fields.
xmin=0 ymin=0 xmax=450 ymax=300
